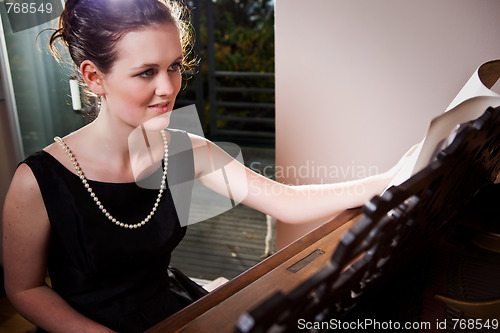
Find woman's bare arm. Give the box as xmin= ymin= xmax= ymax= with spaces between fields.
xmin=2 ymin=164 xmax=115 ymax=333
xmin=190 ymin=135 xmax=416 ymax=224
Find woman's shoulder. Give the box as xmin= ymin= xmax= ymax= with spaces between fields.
xmin=183 ymin=131 xmax=208 ymax=149
xmin=7 ymin=161 xmax=45 ymax=215
xmin=22 ymin=144 xmax=66 ymax=174
xmin=11 ymin=162 xmax=38 ymax=190
xmin=4 ymin=160 xmax=51 ymax=263
xmin=19 ymin=139 xmax=76 ymax=192
xmin=168 ymin=128 xmax=200 ymax=142
xmin=41 ymin=131 xmax=86 ymax=175
xmin=166 ymin=129 xmax=207 ymax=155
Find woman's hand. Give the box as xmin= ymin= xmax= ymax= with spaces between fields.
xmin=383 ymin=143 xmax=421 ymax=188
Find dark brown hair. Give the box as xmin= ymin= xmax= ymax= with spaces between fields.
xmin=49 ymin=0 xmax=194 ymax=74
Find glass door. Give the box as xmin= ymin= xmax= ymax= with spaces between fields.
xmin=1 ymin=0 xmax=86 ymax=158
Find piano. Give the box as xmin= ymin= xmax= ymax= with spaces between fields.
xmin=146 ymin=106 xmax=500 ymax=333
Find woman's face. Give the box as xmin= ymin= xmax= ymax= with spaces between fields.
xmin=99 ymin=23 xmax=183 ymax=129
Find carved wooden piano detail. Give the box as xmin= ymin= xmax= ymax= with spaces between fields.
xmin=147 ymin=106 xmax=500 ymax=333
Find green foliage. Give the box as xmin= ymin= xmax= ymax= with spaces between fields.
xmin=211 ymin=0 xmax=275 ymax=73
xmin=178 ymin=0 xmax=275 ymax=141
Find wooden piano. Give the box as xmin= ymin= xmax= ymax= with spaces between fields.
xmin=147 ymin=106 xmax=500 ymax=333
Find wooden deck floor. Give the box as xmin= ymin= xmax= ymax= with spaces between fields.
xmin=170 ymin=203 xmax=269 ymax=280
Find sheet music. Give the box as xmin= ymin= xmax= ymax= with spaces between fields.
xmin=389 ymin=59 xmax=500 ymax=187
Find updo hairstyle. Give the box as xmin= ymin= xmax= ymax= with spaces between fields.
xmin=49 ymin=0 xmax=194 ymax=74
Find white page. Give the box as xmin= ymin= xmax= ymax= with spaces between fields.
xmin=389 ymin=59 xmax=500 ymax=187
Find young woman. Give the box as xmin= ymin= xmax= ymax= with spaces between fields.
xmin=2 ymin=0 xmax=415 ymax=332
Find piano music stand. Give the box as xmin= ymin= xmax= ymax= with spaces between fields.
xmin=236 ymin=106 xmax=500 ymax=333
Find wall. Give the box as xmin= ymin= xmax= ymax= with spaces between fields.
xmin=275 ymin=0 xmax=500 ymax=248
xmin=0 ymin=69 xmax=19 ymax=266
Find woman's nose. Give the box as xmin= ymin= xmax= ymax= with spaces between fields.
xmin=155 ymin=73 xmax=176 ymax=97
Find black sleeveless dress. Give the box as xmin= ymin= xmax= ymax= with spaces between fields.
xmin=23 ymin=130 xmax=207 ymax=332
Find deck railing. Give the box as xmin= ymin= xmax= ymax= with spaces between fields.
xmin=209 ymin=71 xmax=275 ymax=144
xmin=175 ymin=0 xmax=275 ymax=145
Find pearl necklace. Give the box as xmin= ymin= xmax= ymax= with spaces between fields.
xmin=54 ymin=130 xmax=168 ymax=229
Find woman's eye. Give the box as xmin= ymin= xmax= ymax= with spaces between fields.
xmin=168 ymin=62 xmax=182 ymax=72
xmin=138 ymin=69 xmax=154 ymax=78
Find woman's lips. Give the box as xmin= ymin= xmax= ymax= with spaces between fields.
xmin=149 ymin=102 xmax=170 ymax=114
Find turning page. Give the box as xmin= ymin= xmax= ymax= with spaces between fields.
xmin=389 ymin=59 xmax=500 ymax=187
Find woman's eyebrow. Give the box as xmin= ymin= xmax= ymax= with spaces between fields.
xmin=173 ymin=55 xmax=184 ymax=62
xmin=131 ymin=56 xmax=184 ymax=70
xmin=131 ymin=63 xmax=159 ymax=70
